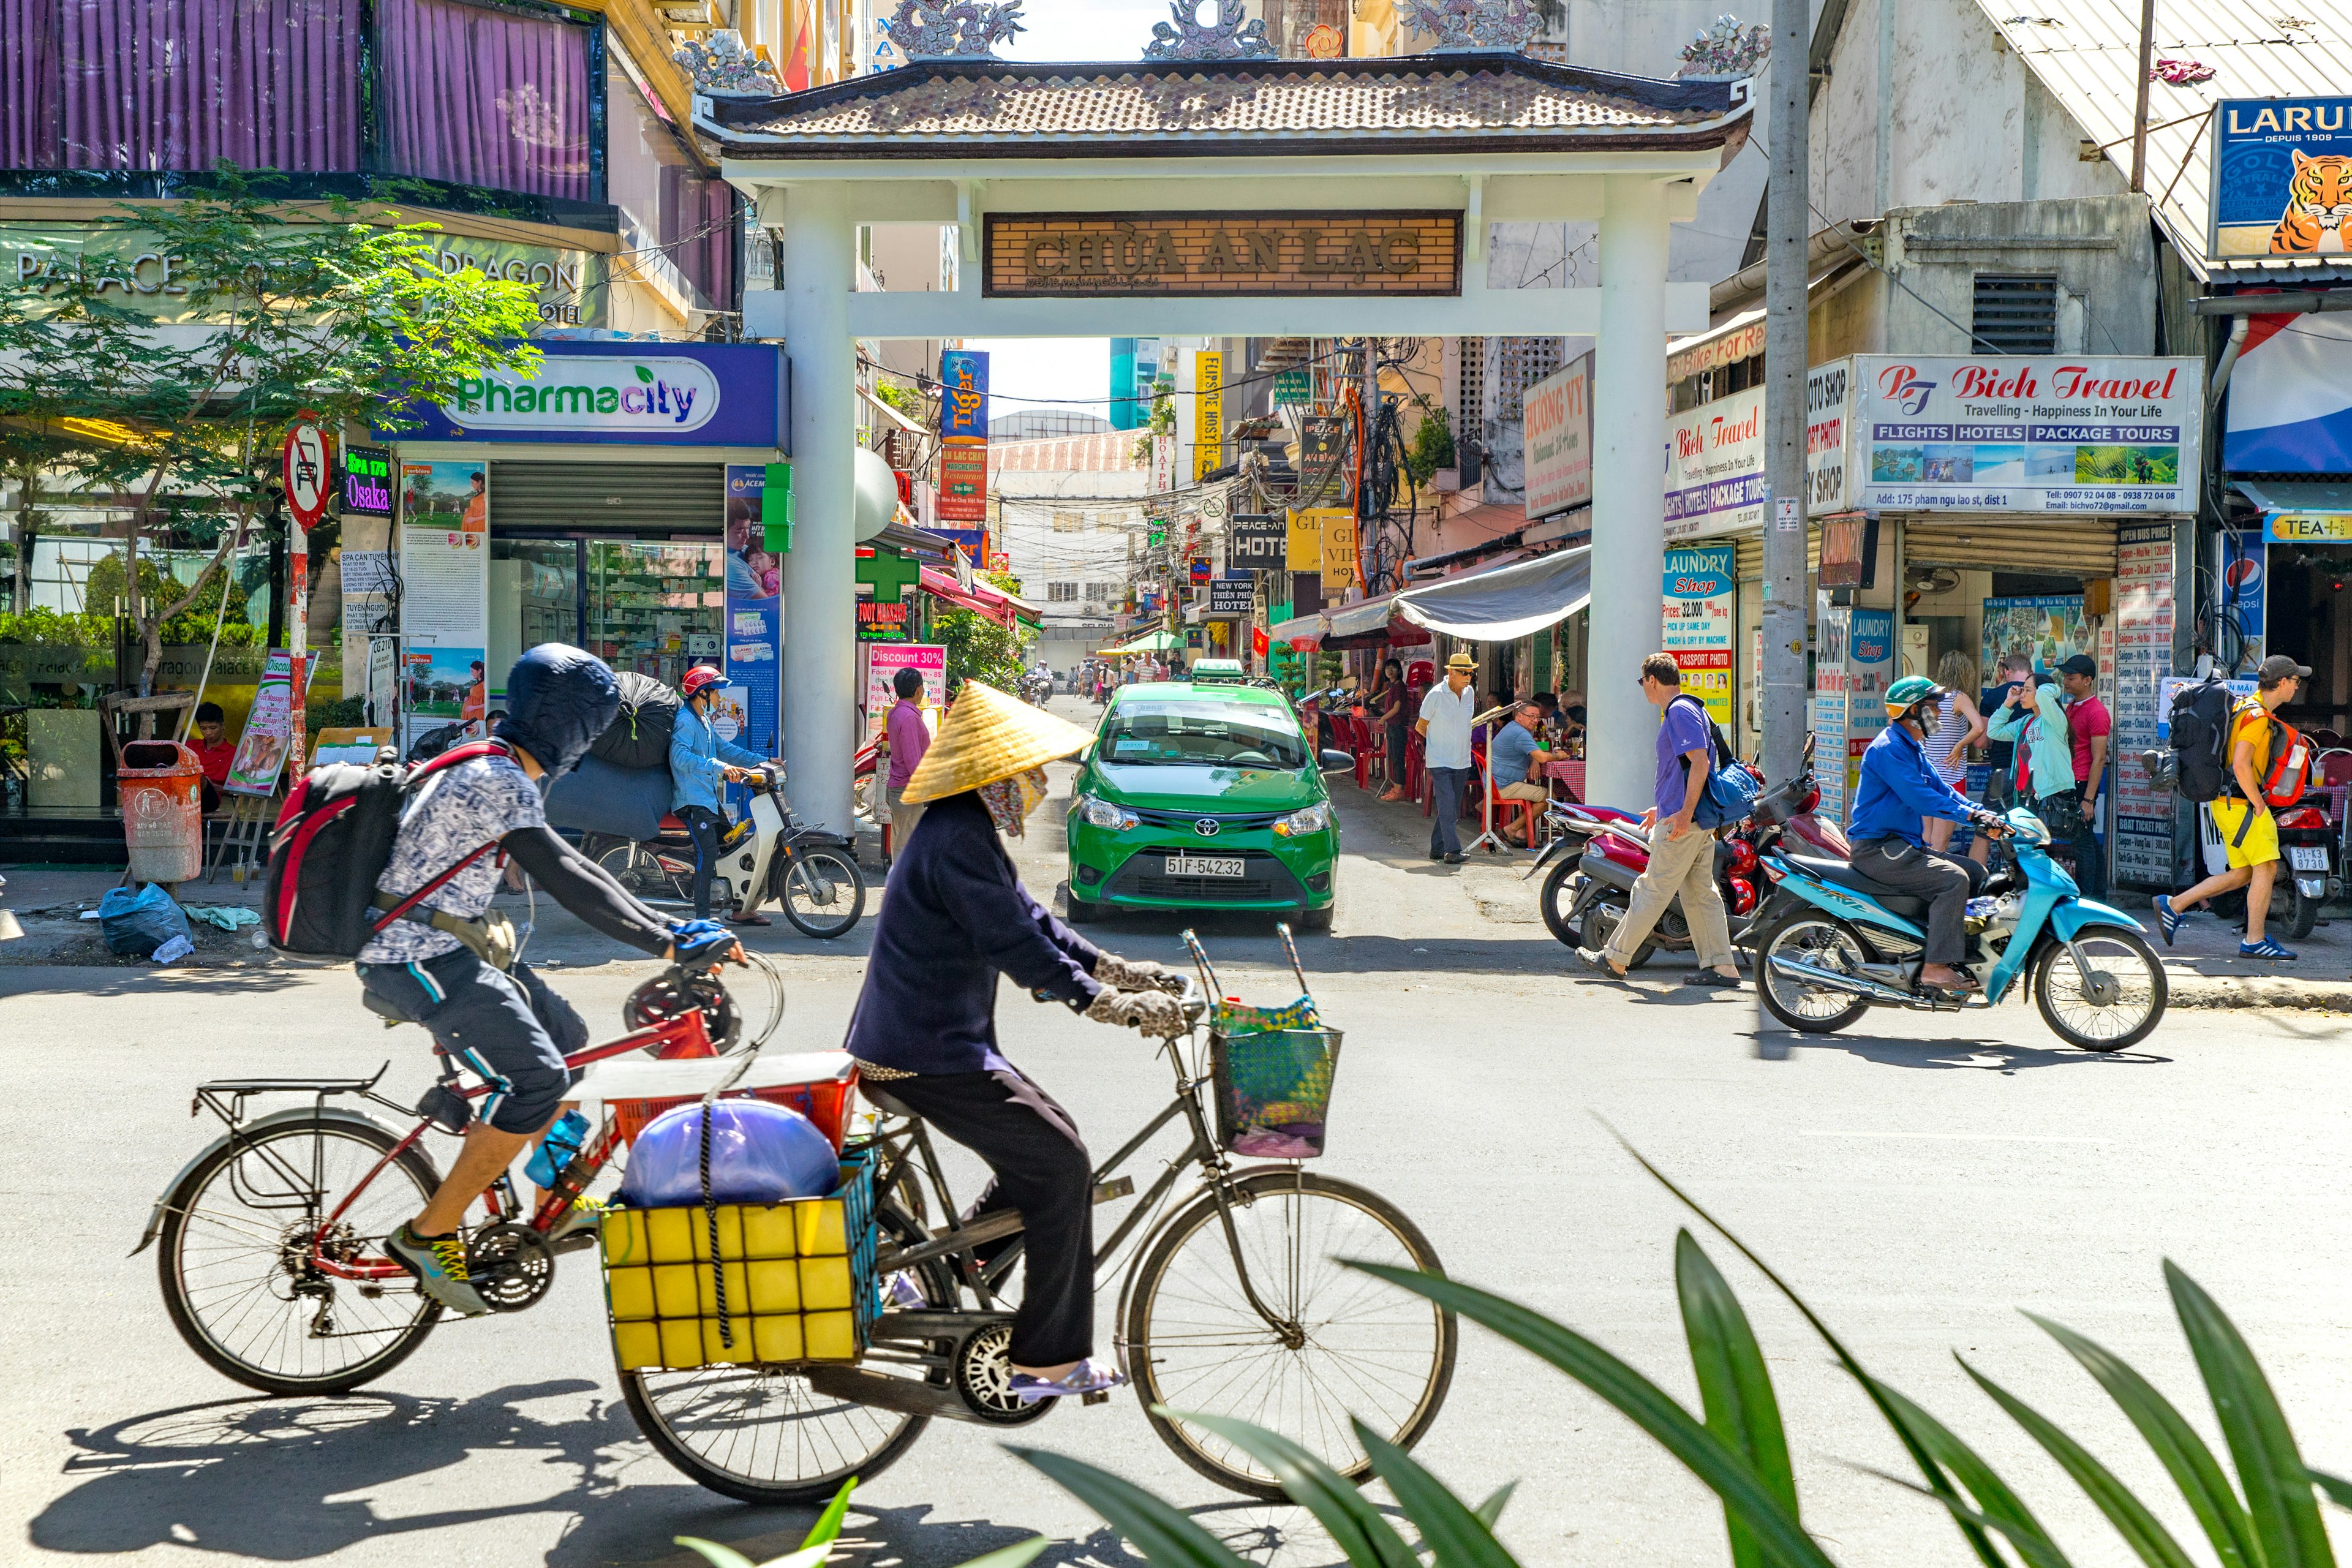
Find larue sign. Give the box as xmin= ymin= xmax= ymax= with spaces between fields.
xmin=984 ymin=212 xmax=1463 ymax=298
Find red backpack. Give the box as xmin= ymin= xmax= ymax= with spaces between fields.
xmin=263 ymin=741 xmax=512 ymax=957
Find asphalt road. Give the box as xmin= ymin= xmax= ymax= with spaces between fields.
xmin=6 ymin=702 xmax=2350 ymax=1567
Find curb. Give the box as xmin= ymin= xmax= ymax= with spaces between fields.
xmin=2165 ymin=971 xmax=2352 ymax=1013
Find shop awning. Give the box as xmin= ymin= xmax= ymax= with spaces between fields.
xmin=919 ymin=566 xmax=1044 ymax=628
xmin=1395 ymin=546 xmax=1592 ymax=641
xmin=1264 ymin=611 xmax=1328 ymax=649
xmin=1102 ymin=628 xmax=1182 ymax=654
xmin=1320 ymin=590 xmax=1433 ymax=651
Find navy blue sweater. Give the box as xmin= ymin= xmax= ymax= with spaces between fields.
xmin=843 ymin=791 xmax=1104 ymax=1075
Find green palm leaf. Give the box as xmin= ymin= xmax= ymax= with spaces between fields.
xmin=1347 ymin=1261 xmax=1836 ymax=1568
xmin=1873 ymin=1380 xmax=2073 ymax=1568
xmin=1349 ymin=1416 xmax=1523 ymax=1568
xmin=1863 ymin=1466 xmax=2075 ymax=1568
xmin=2309 ymin=1469 xmax=2352 ymax=1512
xmin=1157 ymin=1409 xmax=1420 ymax=1568
xmin=1014 ymin=1447 xmax=1257 ymax=1568
xmin=1608 ymin=1128 xmax=2005 ymax=1568
xmin=1960 ymin=1356 xmax=2199 ymax=1568
xmin=2026 ymin=1311 xmax=2262 ymax=1568
xmin=949 ymin=1540 xmax=1053 ymax=1568
xmin=801 ymin=1478 xmax=858 ymax=1553
xmin=1677 ymin=1229 xmax=1798 ymax=1568
xmin=2168 ymin=1261 xmax=2332 ymax=1568
xmin=1474 ymin=1482 xmax=1518 ymax=1529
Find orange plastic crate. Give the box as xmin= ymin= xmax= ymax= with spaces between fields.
xmin=610 ymin=1078 xmax=854 ymax=1150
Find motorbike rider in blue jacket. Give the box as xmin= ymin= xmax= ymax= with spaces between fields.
xmin=1849 ymin=676 xmax=2008 ymax=993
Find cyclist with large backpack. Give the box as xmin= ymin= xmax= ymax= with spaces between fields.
xmin=350 ymin=646 xmax=741 ymax=1313
xmin=2155 ymin=654 xmax=2310 ymax=959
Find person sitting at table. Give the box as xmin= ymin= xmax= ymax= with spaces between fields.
xmin=189 ymin=701 xmax=236 ymax=813
xmin=1487 ymin=701 xmax=1555 ymax=846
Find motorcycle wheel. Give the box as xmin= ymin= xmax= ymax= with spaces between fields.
xmin=2032 ymin=927 xmax=2166 ymax=1053
xmin=1579 ymin=899 xmax=1656 ymax=969
xmin=1755 ymin=911 xmax=1873 ymax=1035
xmin=1538 ymin=859 xmax=1583 ymax=948
xmin=2282 ymin=878 xmax=2320 ymax=941
xmin=775 ymin=848 xmax=866 ymax=939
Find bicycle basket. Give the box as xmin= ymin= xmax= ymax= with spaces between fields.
xmin=1210 ymin=1015 xmax=1342 ymax=1160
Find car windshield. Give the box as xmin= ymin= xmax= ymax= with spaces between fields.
xmin=1101 ymin=697 xmax=1309 ymax=769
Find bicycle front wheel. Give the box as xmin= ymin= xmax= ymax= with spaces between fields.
xmin=1125 ymin=1169 xmax=1457 ymax=1500
xmin=157 ymin=1115 xmax=443 ymax=1396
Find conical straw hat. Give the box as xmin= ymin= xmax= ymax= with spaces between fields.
xmin=900 ymin=679 xmax=1096 ymax=804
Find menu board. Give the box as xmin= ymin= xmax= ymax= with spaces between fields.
xmin=399 ymin=460 xmax=490 ymax=751
xmin=225 ymin=651 xmax=309 ymax=797
xmin=2111 ymin=523 xmax=2176 ymax=886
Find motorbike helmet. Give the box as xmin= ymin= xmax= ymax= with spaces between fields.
xmin=680 ymin=664 xmax=732 ymax=700
xmin=496 ymin=644 xmax=621 ymax=779
xmin=1885 ymin=674 xmax=1945 ymax=726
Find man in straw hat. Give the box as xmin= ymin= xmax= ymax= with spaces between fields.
xmin=843 ymin=679 xmax=1186 ymax=1404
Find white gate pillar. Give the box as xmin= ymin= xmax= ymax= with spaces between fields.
xmin=1587 ymin=174 xmax=1672 ymax=812
xmin=778 ymin=184 xmax=858 ymax=836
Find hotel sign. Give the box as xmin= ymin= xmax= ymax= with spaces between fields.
xmin=984 ymin=212 xmax=1463 ymax=298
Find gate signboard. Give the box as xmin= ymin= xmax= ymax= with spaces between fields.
xmin=984 ymin=213 xmax=1464 ymax=298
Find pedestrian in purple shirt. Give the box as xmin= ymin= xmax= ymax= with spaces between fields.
xmin=1576 ymin=652 xmax=1740 ymax=988
xmin=883 ymin=666 xmax=933 ymax=868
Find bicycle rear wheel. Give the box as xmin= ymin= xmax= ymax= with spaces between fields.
xmin=1125 ymin=1169 xmax=1457 ymax=1501
xmin=157 ymin=1115 xmax=443 ymax=1396
xmin=597 ymin=840 xmax=690 ymax=905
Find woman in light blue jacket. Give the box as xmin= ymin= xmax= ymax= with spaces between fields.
xmin=1983 ymin=675 xmax=2074 ymax=804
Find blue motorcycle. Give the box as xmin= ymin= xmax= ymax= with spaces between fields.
xmin=1751 ymin=807 xmax=2167 ymax=1051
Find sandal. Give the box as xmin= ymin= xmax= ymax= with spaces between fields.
xmin=726 ymin=911 xmax=773 ymax=927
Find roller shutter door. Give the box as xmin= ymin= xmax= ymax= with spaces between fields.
xmin=488 ymin=461 xmax=725 ymax=533
xmin=1900 ymin=519 xmax=2117 ymax=577
xmin=1733 ymin=528 xmax=1819 ymax=581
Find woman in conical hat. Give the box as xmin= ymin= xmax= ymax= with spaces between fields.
xmin=842 ymin=679 xmax=1185 ymax=1403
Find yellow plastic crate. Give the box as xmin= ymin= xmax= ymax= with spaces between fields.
xmin=600 ymin=1145 xmax=878 ymax=1374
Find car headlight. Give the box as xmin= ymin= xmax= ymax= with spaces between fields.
xmin=1078 ymin=794 xmax=1138 ymax=831
xmin=1273 ymin=802 xmax=1331 ymax=838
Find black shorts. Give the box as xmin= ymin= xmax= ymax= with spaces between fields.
xmin=357 ymin=948 xmax=587 ymax=1134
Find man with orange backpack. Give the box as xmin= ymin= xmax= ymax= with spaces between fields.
xmin=2155 ymin=654 xmax=2311 ymax=959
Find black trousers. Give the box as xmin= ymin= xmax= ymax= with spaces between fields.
xmin=1849 ymin=836 xmax=1986 ymax=966
xmin=879 ymin=1067 xmax=1095 ymax=1368
xmin=2035 ymin=787 xmax=2106 ymax=900
xmin=677 ymin=805 xmax=726 ymax=919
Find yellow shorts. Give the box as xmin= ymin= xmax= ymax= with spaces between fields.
xmin=2210 ymin=797 xmax=2279 ymax=869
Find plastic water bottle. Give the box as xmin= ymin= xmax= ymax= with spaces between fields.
xmin=527 ymin=1109 xmax=590 ymax=1188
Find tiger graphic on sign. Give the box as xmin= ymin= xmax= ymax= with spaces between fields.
xmin=2270 ymin=149 xmax=2352 ymax=253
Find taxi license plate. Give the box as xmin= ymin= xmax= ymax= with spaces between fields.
xmin=2288 ymin=846 xmax=2330 ymax=871
xmin=1166 ymin=855 xmax=1245 ymax=878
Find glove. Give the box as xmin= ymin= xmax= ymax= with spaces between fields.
xmin=669 ymin=918 xmax=737 ymax=969
xmin=1085 ymin=987 xmax=1187 ymax=1039
xmin=1093 ymin=952 xmax=1182 ymax=993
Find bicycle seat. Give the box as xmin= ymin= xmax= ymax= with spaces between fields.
xmin=861 ymin=1082 xmax=914 ymax=1118
xmin=1781 ymin=854 xmax=1933 ymax=921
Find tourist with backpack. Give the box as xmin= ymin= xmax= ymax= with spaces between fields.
xmin=2155 ymin=655 xmax=2311 ymax=959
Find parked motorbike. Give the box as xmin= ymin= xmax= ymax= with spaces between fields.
xmin=2272 ymin=801 xmax=2336 ymax=941
xmin=1750 ymin=806 xmax=2166 ymax=1052
xmin=594 ymin=764 xmax=867 ymax=939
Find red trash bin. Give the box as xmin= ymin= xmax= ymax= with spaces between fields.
xmin=119 ymin=739 xmax=205 ymax=884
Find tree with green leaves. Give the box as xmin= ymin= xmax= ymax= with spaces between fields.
xmin=937 ymin=570 xmax=1037 ymax=695
xmin=0 ymin=175 xmax=542 ymax=704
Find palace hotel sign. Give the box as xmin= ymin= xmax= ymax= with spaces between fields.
xmin=984 ymin=212 xmax=1463 ymax=298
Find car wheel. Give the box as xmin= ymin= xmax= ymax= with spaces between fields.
xmin=1293 ymin=903 xmax=1333 ymax=933
xmin=1066 ymin=891 xmax=1104 ymax=925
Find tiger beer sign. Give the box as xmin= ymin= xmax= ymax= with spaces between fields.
xmin=984 ymin=212 xmax=1463 ymax=298
xmin=2211 ymin=97 xmax=2352 ymax=259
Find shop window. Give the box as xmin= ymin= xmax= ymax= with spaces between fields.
xmin=379 ymin=0 xmax=593 ymax=202
xmin=1 ymin=0 xmax=363 ymax=173
xmin=1972 ymin=274 xmax=2059 ymax=355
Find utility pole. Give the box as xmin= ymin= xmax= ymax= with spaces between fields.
xmin=2127 ymin=0 xmax=2158 ymax=192
xmin=1761 ymin=0 xmax=1810 ymax=788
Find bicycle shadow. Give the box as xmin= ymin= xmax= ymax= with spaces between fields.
xmin=29 ymin=1388 xmax=1372 ymax=1568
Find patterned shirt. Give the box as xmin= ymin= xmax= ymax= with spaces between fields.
xmin=356 ymin=753 xmax=544 ymax=965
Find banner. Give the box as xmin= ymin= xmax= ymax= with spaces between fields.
xmin=2112 ymin=522 xmax=2176 ymax=885
xmin=2209 ymin=97 xmax=2352 ymax=259
xmin=1664 ymin=384 xmax=1766 ymax=540
xmin=1978 ymin=595 xmax=2090 ymax=685
xmin=1289 ymin=507 xmax=1344 ymax=570
xmin=940 ymin=349 xmax=988 ymax=442
xmin=1806 ymin=360 xmax=1852 ymax=515
xmin=224 ymin=650 xmax=309 ymax=797
xmin=938 ymin=444 xmax=988 ymax=522
xmin=2218 ymin=529 xmax=2266 ymax=673
xmin=2223 ymin=311 xmax=2352 ymax=472
xmin=1227 ymin=513 xmax=1285 ymax=572
xmin=1662 ymin=544 xmax=1735 ymax=725
xmin=1523 ymin=353 xmax=1592 ymax=520
xmin=1319 ymin=511 xmax=1360 ymax=593
xmin=1208 ymin=575 xmax=1254 ymax=616
xmin=1830 ymin=356 xmax=2203 ymax=514
xmin=1193 ymin=350 xmax=1223 ymax=480
xmin=865 ymin=644 xmax=946 ymax=738
xmin=723 ymin=464 xmax=782 ymax=771
xmin=398 ymin=460 xmax=490 ymax=750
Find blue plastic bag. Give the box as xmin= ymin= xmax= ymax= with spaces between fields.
xmin=543 ymin=753 xmax=672 ymax=843
xmin=619 ymin=1098 xmax=839 ymax=1209
xmin=99 ymin=884 xmax=192 ymax=958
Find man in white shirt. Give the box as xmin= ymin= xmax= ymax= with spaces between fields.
xmin=1415 ymin=650 xmax=1479 ymax=863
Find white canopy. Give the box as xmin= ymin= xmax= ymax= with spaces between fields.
xmin=1395 ymin=546 xmax=1593 ymax=642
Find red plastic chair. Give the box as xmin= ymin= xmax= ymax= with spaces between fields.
xmin=1351 ymin=716 xmax=1374 ymax=790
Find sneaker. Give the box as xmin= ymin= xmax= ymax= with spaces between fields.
xmin=2153 ymin=894 xmax=2182 ymax=947
xmin=386 ymin=1223 xmax=491 ymax=1316
xmin=543 ymin=1196 xmax=607 ymax=1247
xmin=1444 ymin=852 xmax=1466 ymax=864
xmin=2242 ymin=936 xmax=2297 ymax=960
xmin=1008 ymin=1357 xmax=1128 ymax=1405
xmin=881 ymin=1271 xmax=928 ymax=1310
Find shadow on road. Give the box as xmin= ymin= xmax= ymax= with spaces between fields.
xmin=1759 ymin=1031 xmax=2171 ymax=1072
xmin=28 ymin=1389 xmax=1361 ymax=1568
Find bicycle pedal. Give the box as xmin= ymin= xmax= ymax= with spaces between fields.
xmin=548 ymin=1231 xmax=598 ymax=1254
xmin=1080 ymin=1390 xmax=1110 ymax=1406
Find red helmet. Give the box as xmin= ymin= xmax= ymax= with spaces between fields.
xmin=680 ymin=665 xmax=731 ymax=699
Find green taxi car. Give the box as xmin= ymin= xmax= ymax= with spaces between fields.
xmin=1065 ymin=662 xmax=1348 ymax=931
